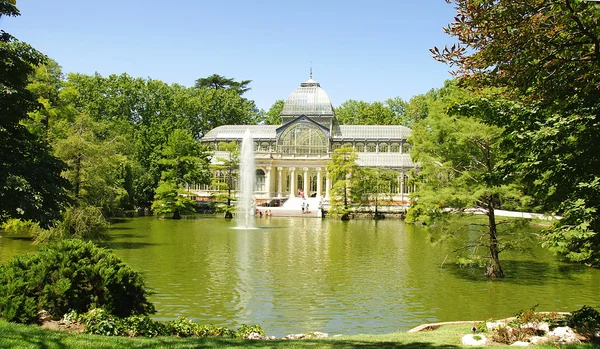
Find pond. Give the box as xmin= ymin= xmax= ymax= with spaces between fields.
xmin=1 ymin=216 xmax=598 ymax=337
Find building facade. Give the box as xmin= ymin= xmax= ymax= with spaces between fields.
xmin=193 ymin=77 xmax=417 ymax=204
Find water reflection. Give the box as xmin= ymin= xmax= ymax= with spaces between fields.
xmin=1 ymin=216 xmax=599 ymax=337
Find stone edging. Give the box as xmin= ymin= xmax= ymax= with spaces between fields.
xmin=407 ymin=312 xmax=571 ymax=333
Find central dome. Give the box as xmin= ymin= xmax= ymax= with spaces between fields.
xmin=280 ymin=78 xmax=334 ymax=117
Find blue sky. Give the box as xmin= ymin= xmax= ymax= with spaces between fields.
xmin=2 ymin=1 xmax=458 ymax=110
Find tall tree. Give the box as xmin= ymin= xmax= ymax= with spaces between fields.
xmin=327 ymin=147 xmax=361 ymax=220
xmin=53 ymin=113 xmax=129 ymax=215
xmin=433 ymin=0 xmax=600 ymax=266
xmin=408 ymin=84 xmax=529 ymax=278
xmin=152 ymin=129 xmax=210 ymax=219
xmin=194 ymin=74 xmax=252 ymax=95
xmin=0 ymin=2 xmax=69 ymax=227
xmin=335 ymin=100 xmax=397 ymax=125
xmin=210 ymin=141 xmax=239 ymax=218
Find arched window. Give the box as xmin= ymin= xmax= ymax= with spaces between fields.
xmin=355 ymin=143 xmax=365 ymax=152
xmin=343 ymin=142 xmax=353 ymax=149
xmin=390 ymin=143 xmax=400 ymax=152
xmin=379 ymin=143 xmax=388 ymax=152
xmin=402 ymin=142 xmax=412 ymax=153
xmin=332 ymin=142 xmax=342 ymax=150
xmin=366 ymin=143 xmax=377 ymax=152
xmin=277 ymin=122 xmax=329 ymax=154
xmin=261 ymin=142 xmax=270 ymax=152
xmin=255 ymin=169 xmax=265 ymax=192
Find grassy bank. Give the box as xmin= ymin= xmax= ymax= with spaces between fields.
xmin=1 ymin=321 xmax=599 ymax=348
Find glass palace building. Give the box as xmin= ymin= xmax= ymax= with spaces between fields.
xmin=194 ymin=77 xmax=417 ymax=204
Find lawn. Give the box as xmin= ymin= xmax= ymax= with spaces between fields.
xmin=1 ymin=321 xmax=599 ymax=348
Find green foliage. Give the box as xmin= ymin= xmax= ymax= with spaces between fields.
xmin=263 ymin=99 xmax=284 ymax=125
xmin=542 ymin=179 xmax=600 ymax=266
xmin=335 ymin=100 xmax=397 ymax=125
xmin=53 ymin=113 xmax=130 ymax=214
xmin=407 ymin=84 xmax=530 ymax=277
xmin=151 ymin=129 xmax=210 ymax=219
xmin=74 ymin=309 xmax=263 ymax=339
xmin=436 ymin=0 xmax=600 ymax=267
xmin=0 ymin=16 xmax=70 ymax=227
xmin=236 ymin=324 xmax=266 ymax=338
xmin=210 ymin=141 xmax=239 ymax=212
xmin=151 ymin=181 xmax=196 ymax=219
xmin=327 ymin=147 xmax=360 ymax=217
xmin=194 ymin=74 xmax=252 ymax=95
xmin=0 ymin=239 xmax=155 ymax=324
xmin=34 ymin=205 xmax=108 ymax=243
xmin=0 ymin=218 xmax=45 ymax=237
xmin=77 ymin=309 xmax=166 ymax=337
xmin=567 ymin=305 xmax=600 ymax=340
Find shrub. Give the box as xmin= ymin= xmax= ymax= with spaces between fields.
xmin=236 ymin=324 xmax=265 ymax=338
xmin=0 ymin=239 xmax=155 ymax=323
xmin=1 ymin=218 xmax=45 ymax=237
xmin=567 ymin=305 xmax=600 ymax=340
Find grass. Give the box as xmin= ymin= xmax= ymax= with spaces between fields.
xmin=1 ymin=321 xmax=600 ymax=349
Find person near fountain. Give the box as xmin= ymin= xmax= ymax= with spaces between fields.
xmin=301 ymin=201 xmax=305 ymax=214
xmin=306 ymin=202 xmax=310 ymax=213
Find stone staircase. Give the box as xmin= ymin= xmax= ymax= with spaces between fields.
xmin=257 ymin=197 xmax=322 ymax=217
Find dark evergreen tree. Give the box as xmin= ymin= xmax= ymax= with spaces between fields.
xmin=0 ymin=3 xmax=69 ymax=227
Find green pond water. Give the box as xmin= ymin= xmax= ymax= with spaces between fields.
xmin=1 ymin=216 xmax=598 ymax=337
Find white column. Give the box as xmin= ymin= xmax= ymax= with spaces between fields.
xmin=289 ymin=167 xmax=296 ymax=198
xmin=325 ymin=172 xmax=331 ymax=200
xmin=277 ymin=167 xmax=283 ymax=198
xmin=316 ymin=167 xmax=322 ymax=198
xmin=265 ymin=167 xmax=271 ymax=197
xmin=303 ymin=167 xmax=309 ymax=195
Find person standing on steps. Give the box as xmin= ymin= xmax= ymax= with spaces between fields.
xmin=306 ymin=202 xmax=309 ymax=214
xmin=301 ymin=201 xmax=305 ymax=214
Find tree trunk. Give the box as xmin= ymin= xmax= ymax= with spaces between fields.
xmin=172 ymin=210 xmax=182 ymax=220
xmin=486 ymin=199 xmax=504 ymax=278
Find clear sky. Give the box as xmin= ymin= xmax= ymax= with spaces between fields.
xmin=2 ymin=0 xmax=458 ymax=110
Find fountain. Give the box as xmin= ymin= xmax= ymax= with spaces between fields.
xmin=235 ymin=129 xmax=256 ymax=229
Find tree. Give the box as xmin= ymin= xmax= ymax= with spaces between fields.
xmin=210 ymin=141 xmax=239 ymax=218
xmin=357 ymin=167 xmax=398 ymax=219
xmin=152 ymin=129 xmax=210 ymax=219
xmin=335 ymin=100 xmax=397 ymax=125
xmin=263 ymin=99 xmax=284 ymax=125
xmin=53 ymin=113 xmax=129 ymax=215
xmin=327 ymin=147 xmax=360 ymax=220
xmin=407 ymin=84 xmax=528 ymax=278
xmin=194 ymin=74 xmax=252 ymax=95
xmin=433 ymin=0 xmax=600 ymax=266
xmin=0 ymin=3 xmax=70 ymax=227
xmin=385 ymin=97 xmax=411 ymax=126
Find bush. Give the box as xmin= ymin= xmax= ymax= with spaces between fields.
xmin=567 ymin=305 xmax=600 ymax=340
xmin=1 ymin=218 xmax=45 ymax=237
xmin=0 ymin=239 xmax=155 ymax=323
xmin=77 ymin=309 xmax=167 ymax=337
xmin=75 ymin=311 xmax=263 ymax=339
xmin=236 ymin=324 xmax=265 ymax=338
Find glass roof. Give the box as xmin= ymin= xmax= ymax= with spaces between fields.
xmin=280 ymin=79 xmax=334 ymax=116
xmin=202 ymin=125 xmax=411 ymax=141
xmin=356 ymin=153 xmax=416 ymax=168
xmin=335 ymin=125 xmax=411 ymax=140
xmin=202 ymin=125 xmax=277 ymax=141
